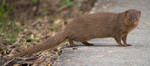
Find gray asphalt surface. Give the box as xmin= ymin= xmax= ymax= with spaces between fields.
xmin=54 ymin=0 xmax=150 ymax=66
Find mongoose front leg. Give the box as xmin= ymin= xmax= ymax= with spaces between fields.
xmin=114 ymin=36 xmax=123 ymax=46
xmin=68 ymin=39 xmax=77 ymax=47
xmin=122 ymin=34 xmax=131 ymax=46
xmin=82 ymin=42 xmax=94 ymax=46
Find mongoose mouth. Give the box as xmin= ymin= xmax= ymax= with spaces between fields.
xmin=125 ymin=9 xmax=141 ymax=26
xmin=130 ymin=19 xmax=139 ymax=25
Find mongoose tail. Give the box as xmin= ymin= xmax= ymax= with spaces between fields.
xmin=14 ymin=31 xmax=67 ymax=57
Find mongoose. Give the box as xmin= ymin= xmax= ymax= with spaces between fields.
xmin=13 ymin=9 xmax=141 ymax=57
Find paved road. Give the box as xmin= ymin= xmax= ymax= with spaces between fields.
xmin=54 ymin=0 xmax=150 ymax=66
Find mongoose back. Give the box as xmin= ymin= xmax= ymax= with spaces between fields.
xmin=13 ymin=9 xmax=141 ymax=57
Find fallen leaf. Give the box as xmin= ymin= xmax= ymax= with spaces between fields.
xmin=47 ymin=64 xmax=51 ymax=66
xmin=72 ymin=48 xmax=77 ymax=50
xmin=31 ymin=34 xmax=35 ymax=39
xmin=15 ymin=22 xmax=21 ymax=26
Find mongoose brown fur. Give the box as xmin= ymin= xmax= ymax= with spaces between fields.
xmin=13 ymin=9 xmax=141 ymax=57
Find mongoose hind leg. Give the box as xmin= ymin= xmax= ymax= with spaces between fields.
xmin=68 ymin=39 xmax=77 ymax=47
xmin=82 ymin=42 xmax=94 ymax=46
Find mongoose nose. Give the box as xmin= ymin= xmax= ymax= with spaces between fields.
xmin=130 ymin=17 xmax=137 ymax=22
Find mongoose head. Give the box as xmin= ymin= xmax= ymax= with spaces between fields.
xmin=125 ymin=9 xmax=141 ymax=26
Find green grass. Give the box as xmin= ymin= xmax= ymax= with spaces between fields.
xmin=0 ymin=0 xmax=7 ymax=21
xmin=0 ymin=19 xmax=24 ymax=44
xmin=50 ymin=24 xmax=56 ymax=32
xmin=59 ymin=0 xmax=75 ymax=6
xmin=30 ymin=0 xmax=40 ymax=4
xmin=0 ymin=0 xmax=24 ymax=44
xmin=49 ymin=15 xmax=54 ymax=21
xmin=0 ymin=0 xmax=5 ymax=20
xmin=58 ymin=50 xmax=62 ymax=56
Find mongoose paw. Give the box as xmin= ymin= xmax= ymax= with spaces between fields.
xmin=82 ymin=42 xmax=94 ymax=46
xmin=85 ymin=43 xmax=94 ymax=46
xmin=119 ymin=44 xmax=124 ymax=47
xmin=70 ymin=44 xmax=77 ymax=47
xmin=123 ymin=44 xmax=132 ymax=46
